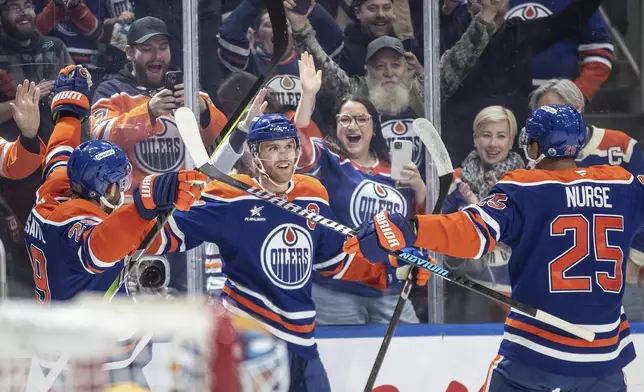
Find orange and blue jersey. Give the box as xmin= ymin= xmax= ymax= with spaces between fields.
xmin=577 ymin=126 xmax=644 ymax=265
xmin=414 ymin=165 xmax=641 ymax=376
xmin=90 ymin=66 xmax=227 ymax=194
xmin=23 ymin=116 xmax=155 ymax=304
xmin=0 ymin=136 xmax=45 ymax=180
xmin=148 ymin=174 xmax=391 ymax=359
xmin=298 ymin=135 xmax=421 ymax=296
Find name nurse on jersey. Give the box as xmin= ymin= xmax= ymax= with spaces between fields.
xmin=134 ymin=117 xmax=185 ymax=174
xmin=350 ymin=180 xmax=407 ymax=226
xmin=566 ymin=185 xmax=612 ymax=208
xmin=261 ymin=224 xmax=313 ymax=290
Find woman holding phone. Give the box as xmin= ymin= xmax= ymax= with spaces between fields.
xmin=294 ymin=52 xmax=428 ymax=325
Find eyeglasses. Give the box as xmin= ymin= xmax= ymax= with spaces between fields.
xmin=336 ymin=114 xmax=372 ymax=127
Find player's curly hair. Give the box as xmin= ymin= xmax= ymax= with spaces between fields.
xmin=326 ymin=95 xmax=391 ymax=164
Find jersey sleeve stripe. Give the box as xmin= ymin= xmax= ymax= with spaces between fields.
xmin=462 ymin=210 xmax=493 ymax=259
xmin=582 ymin=56 xmax=612 ymax=68
xmin=86 ymin=235 xmax=120 ymax=270
xmin=313 ymin=252 xmax=346 ymax=270
xmin=467 ymin=205 xmax=501 ymax=241
xmin=167 ymin=216 xmax=187 ymax=253
xmin=578 ymin=43 xmax=614 ymax=51
xmin=76 ymin=246 xmax=99 ymax=274
xmin=45 ymin=145 xmax=73 ymax=166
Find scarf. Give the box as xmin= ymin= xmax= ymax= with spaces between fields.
xmin=460 ymin=150 xmax=525 ymax=200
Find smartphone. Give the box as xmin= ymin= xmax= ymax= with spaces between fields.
xmin=390 ymin=139 xmax=413 ymax=183
xmin=293 ymin=0 xmax=312 ymax=15
xmin=164 ymin=70 xmax=183 ymax=90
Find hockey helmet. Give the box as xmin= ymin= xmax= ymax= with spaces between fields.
xmin=67 ymin=140 xmax=132 ymax=202
xmin=247 ymin=114 xmax=299 ymax=155
xmin=520 ymin=105 xmax=586 ymax=167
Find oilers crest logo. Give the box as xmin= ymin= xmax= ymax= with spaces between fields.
xmin=134 ymin=117 xmax=185 ymax=174
xmin=349 ymin=180 xmax=407 ymax=226
xmin=261 ymin=224 xmax=313 ymax=290
xmin=266 ymin=75 xmax=302 ymax=109
xmin=381 ymin=119 xmax=423 ymax=167
xmin=506 ymin=3 xmax=552 ymax=20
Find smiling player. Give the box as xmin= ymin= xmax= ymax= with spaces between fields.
xmin=148 ymin=113 xmax=429 ymax=392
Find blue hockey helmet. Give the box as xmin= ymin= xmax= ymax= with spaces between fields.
xmin=520 ymin=105 xmax=586 ymax=167
xmin=67 ymin=140 xmax=132 ymax=202
xmin=247 ymin=114 xmax=299 ymax=154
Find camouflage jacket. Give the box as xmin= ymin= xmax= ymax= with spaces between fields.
xmin=291 ymin=15 xmax=496 ymax=116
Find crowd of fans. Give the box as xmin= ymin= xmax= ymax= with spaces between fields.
xmin=1 ymin=0 xmax=643 ymax=325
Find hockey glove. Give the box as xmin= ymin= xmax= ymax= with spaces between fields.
xmin=390 ymin=248 xmax=432 ymax=286
xmin=133 ymin=170 xmax=208 ymax=220
xmin=51 ymin=64 xmax=92 ymax=123
xmin=343 ymin=211 xmax=417 ymax=263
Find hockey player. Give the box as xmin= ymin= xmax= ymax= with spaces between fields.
xmin=23 ymin=64 xmax=206 ymax=304
xmin=0 ymin=80 xmax=45 ymax=180
xmin=529 ymin=78 xmax=644 ymax=321
xmin=346 ymin=105 xmax=638 ymax=391
xmin=148 ymin=113 xmax=429 ymax=391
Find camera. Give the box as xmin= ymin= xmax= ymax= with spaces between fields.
xmin=135 ymin=256 xmax=170 ymax=289
xmin=394 ymin=141 xmax=403 ymax=150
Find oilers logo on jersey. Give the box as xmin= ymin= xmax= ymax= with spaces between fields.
xmin=266 ymin=75 xmax=302 ymax=109
xmin=506 ymin=2 xmax=552 ymax=20
xmin=261 ymin=224 xmax=313 ymax=290
xmin=349 ymin=180 xmax=407 ymax=226
xmin=380 ymin=119 xmax=423 ymax=168
xmin=134 ymin=117 xmax=185 ymax=174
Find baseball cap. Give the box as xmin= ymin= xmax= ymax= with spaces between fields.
xmin=365 ymin=36 xmax=406 ymax=63
xmin=127 ymin=17 xmax=170 ymax=45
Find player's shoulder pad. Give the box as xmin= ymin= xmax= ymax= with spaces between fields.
xmin=589 ymin=164 xmax=633 ymax=181
xmin=598 ymin=128 xmax=635 ymax=153
xmin=47 ymin=198 xmax=106 ymax=225
xmin=291 ymin=174 xmax=330 ymax=205
xmin=202 ymin=174 xmax=254 ymax=201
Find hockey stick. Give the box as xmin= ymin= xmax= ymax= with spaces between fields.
xmin=103 ymin=0 xmax=289 ymax=301
xmin=362 ymin=118 xmax=453 ymax=392
xmin=207 ymin=0 xmax=289 ymax=154
xmin=175 ymin=107 xmax=596 ymax=343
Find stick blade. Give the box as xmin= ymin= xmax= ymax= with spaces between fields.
xmin=175 ymin=107 xmax=211 ymax=168
xmin=413 ymin=118 xmax=454 ymax=177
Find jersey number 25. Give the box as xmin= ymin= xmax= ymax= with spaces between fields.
xmin=549 ymin=214 xmax=623 ymax=294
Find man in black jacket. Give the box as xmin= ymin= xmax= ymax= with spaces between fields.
xmin=440 ymin=0 xmax=611 ymax=167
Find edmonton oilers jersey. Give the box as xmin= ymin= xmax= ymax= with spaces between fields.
xmin=301 ymin=139 xmax=417 ymax=227
xmin=23 ymin=117 xmax=153 ymax=303
xmin=577 ymin=126 xmax=644 ymax=259
xmin=417 ymin=165 xmax=642 ymax=376
xmin=149 ymin=174 xmax=390 ymax=359
xmin=299 ymin=139 xmax=418 ymax=296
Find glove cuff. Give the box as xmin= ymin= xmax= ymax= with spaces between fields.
xmin=133 ymin=183 xmax=159 ymax=221
xmin=51 ymin=90 xmax=89 ymax=111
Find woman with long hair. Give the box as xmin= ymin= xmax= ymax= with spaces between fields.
xmin=294 ymin=52 xmax=428 ymax=325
